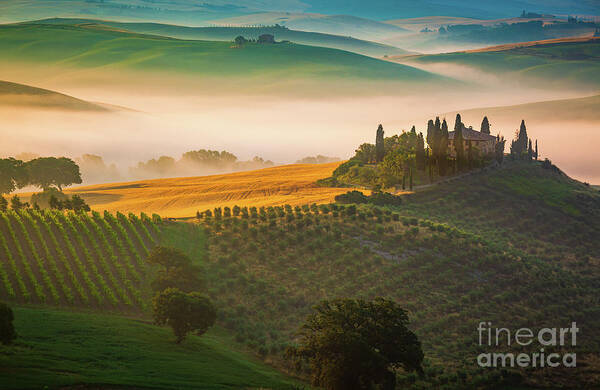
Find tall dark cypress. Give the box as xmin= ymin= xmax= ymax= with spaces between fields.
xmin=535 ymin=140 xmax=538 ymax=160
xmin=481 ymin=116 xmax=490 ymax=134
xmin=416 ymin=132 xmax=426 ymax=171
xmin=375 ymin=124 xmax=385 ymax=163
xmin=528 ymin=139 xmax=533 ymax=161
xmin=439 ymin=119 xmax=449 ymax=176
xmin=454 ymin=114 xmax=464 ymax=170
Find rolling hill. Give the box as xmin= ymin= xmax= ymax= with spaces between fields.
xmin=32 ymin=17 xmax=411 ymax=57
xmin=55 ymin=162 xmax=351 ymax=218
xmin=0 ymin=80 xmax=111 ymax=111
xmin=208 ymin=12 xmax=411 ymax=42
xmin=2 ymin=160 xmax=599 ymax=389
xmin=400 ymin=38 xmax=600 ymax=90
xmin=0 ymin=22 xmax=448 ymax=96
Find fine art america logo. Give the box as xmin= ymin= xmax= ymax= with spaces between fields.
xmin=477 ymin=322 xmax=578 ymax=368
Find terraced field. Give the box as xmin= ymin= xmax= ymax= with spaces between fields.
xmin=0 ymin=209 xmax=160 ymax=310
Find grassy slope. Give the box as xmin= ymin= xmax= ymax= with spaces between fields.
xmin=170 ymin=161 xmax=599 ymax=389
xmin=33 ymin=18 xmax=410 ymax=57
xmin=0 ymin=307 xmax=296 ymax=390
xmin=0 ymin=23 xmax=437 ymax=83
xmin=406 ymin=39 xmax=600 ymax=89
xmin=57 ymin=162 xmax=350 ymax=218
xmin=0 ymin=80 xmax=110 ymax=111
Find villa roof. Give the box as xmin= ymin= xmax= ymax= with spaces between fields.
xmin=448 ymin=127 xmax=497 ymax=141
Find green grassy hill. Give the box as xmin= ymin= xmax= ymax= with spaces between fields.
xmin=405 ymin=39 xmax=600 ymax=90
xmin=0 ymin=80 xmax=110 ymax=111
xmin=1 ymin=307 xmax=296 ymax=389
xmin=32 ymin=18 xmax=410 ymax=57
xmin=0 ymin=23 xmax=448 ymax=96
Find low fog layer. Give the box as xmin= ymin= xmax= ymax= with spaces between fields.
xmin=1 ymin=61 xmax=599 ymax=185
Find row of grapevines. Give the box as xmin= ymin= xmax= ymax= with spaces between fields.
xmin=0 ymin=219 xmax=20 ymax=298
xmin=0 ymin=212 xmax=45 ymax=301
xmin=130 ymin=213 xmax=155 ymax=245
xmin=117 ymin=212 xmax=149 ymax=257
xmin=70 ymin=213 xmax=131 ymax=306
xmin=11 ymin=211 xmax=60 ymax=303
xmin=85 ymin=213 xmax=144 ymax=307
xmin=58 ymin=212 xmax=117 ymax=306
xmin=141 ymin=212 xmax=160 ymax=235
xmin=104 ymin=211 xmax=144 ymax=268
xmin=92 ymin=211 xmax=141 ymax=283
xmin=47 ymin=211 xmax=102 ymax=305
xmin=31 ymin=209 xmax=87 ymax=304
xmin=22 ymin=210 xmax=74 ymax=303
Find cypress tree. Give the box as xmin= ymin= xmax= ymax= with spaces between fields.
xmin=535 ymin=140 xmax=538 ymax=160
xmin=481 ymin=116 xmax=490 ymax=134
xmin=528 ymin=139 xmax=533 ymax=161
xmin=454 ymin=114 xmax=464 ymax=170
xmin=375 ymin=124 xmax=385 ymax=163
xmin=439 ymin=119 xmax=449 ymax=176
xmin=416 ymin=132 xmax=426 ymax=170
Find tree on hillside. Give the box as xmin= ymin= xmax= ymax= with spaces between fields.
xmin=510 ymin=120 xmax=528 ymax=158
xmin=0 ymin=196 xmax=7 ymax=212
xmin=534 ymin=139 xmax=539 ymax=160
xmin=10 ymin=195 xmax=28 ymax=210
xmin=495 ymin=135 xmax=506 ymax=164
xmin=354 ymin=143 xmax=376 ymax=164
xmin=234 ymin=35 xmax=247 ymax=45
xmin=528 ymin=139 xmax=533 ymax=161
xmin=148 ymin=247 xmax=205 ymax=293
xmin=375 ymin=124 xmax=385 ymax=163
xmin=439 ymin=119 xmax=449 ymax=176
xmin=0 ymin=158 xmax=28 ymax=195
xmin=0 ymin=302 xmax=17 ymax=345
xmin=153 ymin=288 xmax=216 ymax=344
xmin=415 ymin=131 xmax=426 ymax=170
xmin=454 ymin=114 xmax=465 ymax=170
xmin=481 ymin=116 xmax=490 ymax=134
xmin=26 ymin=157 xmax=82 ymax=191
xmin=287 ymin=297 xmax=423 ymax=390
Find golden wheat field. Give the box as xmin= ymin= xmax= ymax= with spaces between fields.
xmin=58 ymin=162 xmax=348 ymax=218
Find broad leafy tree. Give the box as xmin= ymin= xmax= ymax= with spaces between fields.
xmin=0 ymin=158 xmax=27 ymax=194
xmin=288 ymin=297 xmax=424 ymax=390
xmin=26 ymin=157 xmax=82 ymax=191
xmin=153 ymin=288 xmax=216 ymax=343
xmin=147 ymin=246 xmax=205 ymax=293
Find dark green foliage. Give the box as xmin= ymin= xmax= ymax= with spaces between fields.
xmin=147 ymin=246 xmax=205 ymax=293
xmin=453 ymin=114 xmax=465 ymax=170
xmin=0 ymin=196 xmax=7 ymax=212
xmin=0 ymin=302 xmax=16 ymax=345
xmin=335 ymin=191 xmax=402 ymax=206
xmin=153 ymin=288 xmax=216 ymax=343
xmin=0 ymin=158 xmax=28 ymax=195
xmin=375 ymin=124 xmax=385 ymax=163
xmin=25 ymin=157 xmax=82 ymax=191
xmin=234 ymin=35 xmax=247 ymax=45
xmin=480 ymin=116 xmax=490 ymax=134
xmin=495 ymin=135 xmax=506 ymax=164
xmin=288 ymin=298 xmax=423 ymax=390
xmin=511 ymin=120 xmax=529 ymax=158
xmin=10 ymin=195 xmax=28 ymax=210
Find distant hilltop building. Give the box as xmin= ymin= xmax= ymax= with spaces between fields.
xmin=448 ymin=126 xmax=497 ymax=156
